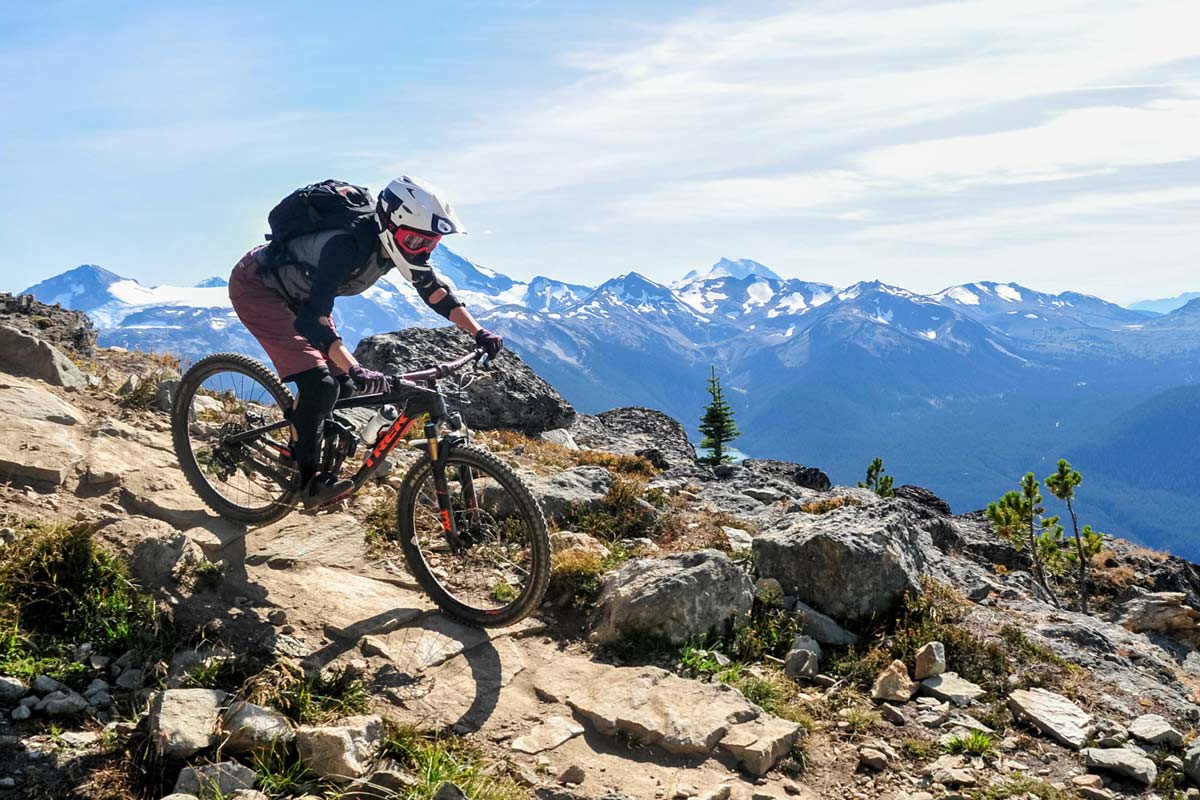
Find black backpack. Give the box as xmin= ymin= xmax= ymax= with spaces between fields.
xmin=263 ymin=180 xmax=375 ymax=264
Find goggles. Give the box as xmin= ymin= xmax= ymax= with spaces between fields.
xmin=394 ymin=228 xmax=442 ymax=256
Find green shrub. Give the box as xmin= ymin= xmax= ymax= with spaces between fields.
xmin=0 ymin=521 xmax=166 ymax=685
xmin=943 ymin=730 xmax=996 ymax=756
xmin=382 ymin=721 xmax=526 ymax=800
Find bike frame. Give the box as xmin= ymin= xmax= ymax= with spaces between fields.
xmin=220 ymin=349 xmax=486 ymax=540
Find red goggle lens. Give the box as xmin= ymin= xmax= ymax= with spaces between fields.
xmin=395 ymin=229 xmax=441 ymax=254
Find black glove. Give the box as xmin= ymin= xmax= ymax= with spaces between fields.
xmin=474 ymin=328 xmax=504 ymax=359
xmin=348 ymin=364 xmax=389 ymax=395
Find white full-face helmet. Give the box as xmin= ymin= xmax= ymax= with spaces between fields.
xmin=375 ymin=175 xmax=465 ymax=266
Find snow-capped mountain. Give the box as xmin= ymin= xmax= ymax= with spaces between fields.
xmin=19 ymin=253 xmax=1200 ymax=558
xmin=933 ymin=281 xmax=1153 ymax=333
xmin=676 ymin=257 xmax=782 ymax=286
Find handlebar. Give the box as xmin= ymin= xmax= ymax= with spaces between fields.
xmin=393 ymin=348 xmax=488 ymax=386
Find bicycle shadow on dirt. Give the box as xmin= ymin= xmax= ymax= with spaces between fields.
xmin=306 ymin=608 xmax=509 ymax=734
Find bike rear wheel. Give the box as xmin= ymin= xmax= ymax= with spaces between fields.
xmin=171 ymin=353 xmax=298 ymax=524
xmin=396 ymin=443 xmax=550 ymax=627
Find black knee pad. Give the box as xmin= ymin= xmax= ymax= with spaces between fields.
xmin=285 ymin=366 xmax=340 ymax=474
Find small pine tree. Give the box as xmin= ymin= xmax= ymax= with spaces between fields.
xmin=858 ymin=457 xmax=895 ymax=498
xmin=699 ymin=366 xmax=740 ymax=466
xmin=986 ymin=473 xmax=1060 ymax=608
xmin=1045 ymin=458 xmax=1102 ymax=614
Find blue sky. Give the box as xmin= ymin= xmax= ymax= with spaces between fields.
xmin=2 ymin=0 xmax=1199 ymax=303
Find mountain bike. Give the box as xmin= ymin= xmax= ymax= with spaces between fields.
xmin=169 ymin=348 xmax=549 ymax=627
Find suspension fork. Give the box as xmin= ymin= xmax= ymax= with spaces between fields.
xmin=427 ymin=420 xmax=463 ymax=549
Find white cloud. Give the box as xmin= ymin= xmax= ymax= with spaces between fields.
xmin=860 ymin=98 xmax=1200 ymax=184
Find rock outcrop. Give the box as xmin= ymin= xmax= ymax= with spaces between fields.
xmin=355 ymin=326 xmax=574 ymax=434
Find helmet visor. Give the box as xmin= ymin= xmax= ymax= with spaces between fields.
xmin=394 ymin=229 xmax=442 ymax=255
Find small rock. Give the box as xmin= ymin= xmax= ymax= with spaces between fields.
xmin=859 ymin=746 xmax=890 ymax=771
xmin=228 ymin=792 xmax=271 ymax=800
xmin=511 ymin=715 xmax=584 ymax=754
xmin=32 ymin=675 xmax=62 ymax=695
xmin=879 ymin=704 xmax=906 ymax=726
xmin=724 ymin=527 xmax=754 ymax=551
xmin=35 ymin=690 xmax=89 ymax=717
xmin=432 ymin=783 xmax=469 ymax=800
xmin=920 ymin=673 xmax=984 ymax=707
xmin=1084 ymin=746 xmax=1157 ymax=786
xmin=558 ymin=764 xmax=586 ymax=785
xmin=115 ymin=667 xmax=143 ymax=690
xmin=743 ymin=486 xmax=786 ymax=504
xmin=150 ymin=688 xmax=229 ymax=759
xmin=296 ymin=714 xmax=385 ymax=784
xmin=173 ymin=761 xmax=257 ymax=797
xmin=1127 ymin=713 xmax=1183 ymax=747
xmin=222 ymin=701 xmax=295 ymax=753
xmin=783 ymin=635 xmax=822 ymax=679
xmin=10 ymin=706 xmax=30 ymax=721
xmin=267 ymin=609 xmax=288 ymax=626
xmin=871 ymin=660 xmax=917 ymax=703
xmin=914 ymin=642 xmax=946 ymax=680
xmin=1008 ymin=688 xmax=1092 ymax=750
xmin=0 ymin=677 xmax=25 ymax=703
xmin=1072 ymin=775 xmax=1104 ymax=790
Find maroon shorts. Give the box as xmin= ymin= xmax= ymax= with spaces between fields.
xmin=228 ymin=251 xmax=340 ymax=381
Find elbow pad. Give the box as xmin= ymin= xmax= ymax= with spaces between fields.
xmin=414 ymin=272 xmax=464 ymax=318
xmin=293 ymin=313 xmax=340 ymax=350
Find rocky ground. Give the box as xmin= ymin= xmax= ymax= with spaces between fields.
xmin=1 ymin=297 xmax=1200 ymax=800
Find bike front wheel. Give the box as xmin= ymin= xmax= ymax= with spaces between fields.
xmin=396 ymin=443 xmax=550 ymax=627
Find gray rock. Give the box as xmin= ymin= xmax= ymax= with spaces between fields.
xmin=1127 ymin=713 xmax=1183 ymax=747
xmin=1116 ymin=592 xmax=1200 ymax=646
xmin=558 ymin=765 xmax=586 ymax=785
xmin=0 ymin=324 xmax=86 ymax=389
xmin=434 ymin=782 xmax=470 ymax=799
xmin=1185 ymin=741 xmax=1200 ymax=785
xmin=0 ymin=677 xmax=25 ymax=703
xmin=521 ymin=466 xmax=613 ymax=520
xmin=753 ymin=501 xmax=930 ymax=625
xmin=743 ymin=486 xmax=787 ymax=504
xmin=783 ymin=635 xmax=822 ymax=679
xmin=920 ymin=673 xmax=984 ymax=707
xmin=723 ymin=526 xmax=754 ymax=551
xmin=342 ymin=760 xmax=418 ymax=799
xmin=173 ymin=761 xmax=257 ymax=798
xmin=35 ymin=690 xmax=89 ymax=717
xmin=10 ymin=705 xmax=30 ymax=721
xmin=158 ymin=795 xmax=201 ymax=800
xmin=1008 ymin=688 xmax=1092 ymax=750
xmin=1084 ymin=747 xmax=1157 ymax=786
xmin=591 ymin=550 xmax=754 ymax=646
xmin=221 ymin=701 xmax=295 ymax=753
xmin=791 ymin=599 xmax=858 ymax=646
xmin=154 ymin=379 xmax=180 ymax=412
xmin=914 ymin=641 xmax=946 ymax=680
xmin=540 ymin=428 xmax=579 ymax=450
xmin=228 ymin=792 xmax=271 ymax=800
xmin=355 ymin=326 xmax=574 ymax=434
xmin=32 ymin=675 xmax=62 ymax=695
xmin=149 ymin=688 xmax=229 ymax=759
xmin=859 ymin=746 xmax=891 ymax=771
xmin=296 ymin=714 xmax=385 ymax=784
xmin=742 ymin=458 xmax=831 ymax=492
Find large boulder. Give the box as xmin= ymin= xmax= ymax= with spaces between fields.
xmin=752 ymin=501 xmax=930 ymax=625
xmin=0 ymin=324 xmax=86 ymax=389
xmin=0 ymin=376 xmax=87 ymax=484
xmin=354 ymin=326 xmax=574 ymax=435
xmin=570 ymin=407 xmax=697 ymax=470
xmin=591 ymin=550 xmax=754 ymax=645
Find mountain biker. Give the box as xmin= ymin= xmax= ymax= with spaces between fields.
xmin=228 ymin=175 xmax=505 ymax=509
